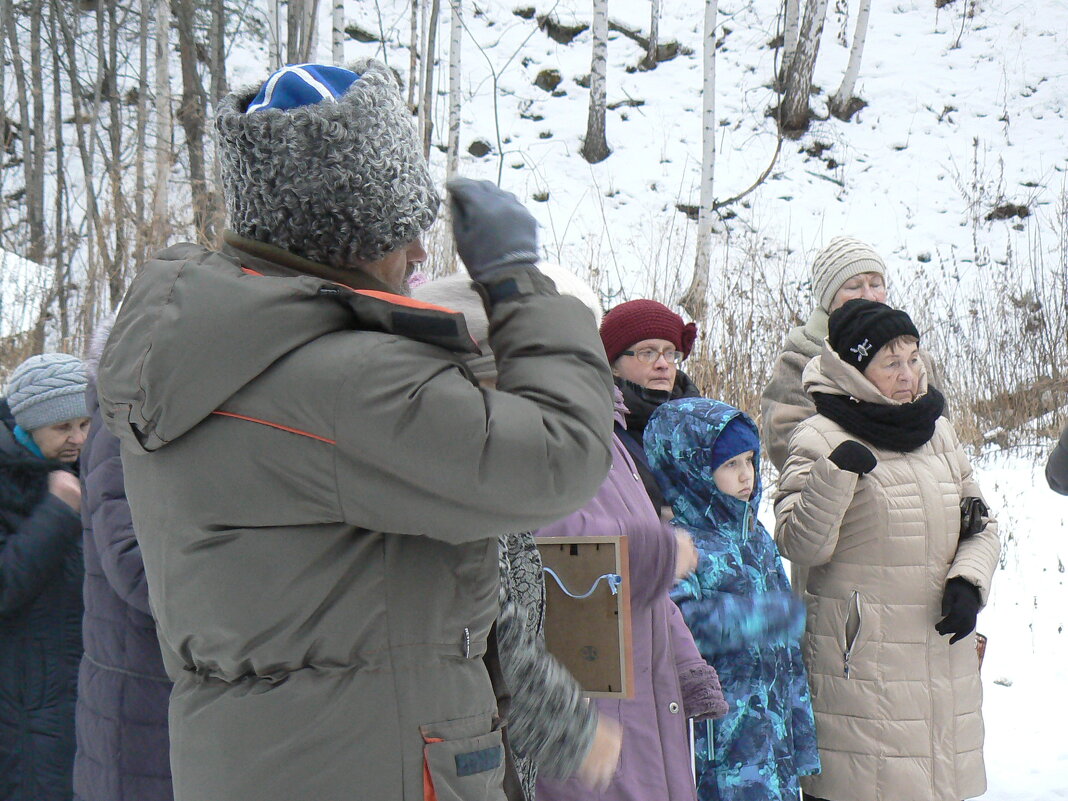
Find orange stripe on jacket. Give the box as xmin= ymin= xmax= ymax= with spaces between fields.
xmin=239 ymin=266 xmax=460 ymax=315
xmin=210 ymin=410 xmax=336 ymax=445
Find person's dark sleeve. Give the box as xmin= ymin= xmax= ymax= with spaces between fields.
xmin=496 ymin=596 xmax=598 ymax=779
xmin=0 ymin=494 xmax=81 ymax=613
xmin=84 ymin=427 xmax=152 ymax=615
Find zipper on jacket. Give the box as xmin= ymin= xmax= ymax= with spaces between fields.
xmin=843 ymin=590 xmax=862 ymax=678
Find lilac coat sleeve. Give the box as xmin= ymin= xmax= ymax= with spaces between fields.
xmin=535 ymin=434 xmax=677 ymax=608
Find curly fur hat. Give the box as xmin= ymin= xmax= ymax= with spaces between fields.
xmin=215 ymin=59 xmax=439 ymax=269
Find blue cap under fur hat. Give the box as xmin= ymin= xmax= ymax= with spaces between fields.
xmin=247 ymin=64 xmax=361 ymax=113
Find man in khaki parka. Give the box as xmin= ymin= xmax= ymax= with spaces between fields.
xmin=97 ymin=62 xmax=614 ymax=801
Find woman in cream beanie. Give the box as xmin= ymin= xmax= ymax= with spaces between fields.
xmin=761 ymin=236 xmax=892 ymax=473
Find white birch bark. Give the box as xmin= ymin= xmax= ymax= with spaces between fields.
xmin=333 ymin=0 xmax=345 ymax=65
xmin=581 ymin=0 xmax=610 ymax=163
xmin=408 ymin=0 xmax=419 ymax=109
xmin=444 ymin=0 xmax=462 ymax=272
xmin=782 ymin=0 xmax=800 ymax=74
xmin=446 ymin=0 xmax=462 ymax=179
xmin=679 ymin=0 xmax=719 ymax=319
xmin=267 ymin=0 xmax=282 ymax=69
xmin=153 ymin=0 xmax=173 ymax=243
xmin=830 ymin=0 xmax=871 ymax=119
xmin=781 ymin=0 xmax=828 ymax=133
xmin=645 ymin=0 xmax=660 ymax=68
xmin=420 ymin=0 xmax=440 ymax=158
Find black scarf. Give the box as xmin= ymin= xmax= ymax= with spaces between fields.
xmin=615 ymin=371 xmax=701 ymax=437
xmin=812 ymin=387 xmax=946 ymax=453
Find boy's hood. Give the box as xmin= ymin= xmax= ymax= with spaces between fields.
xmin=97 ymin=241 xmax=477 ymax=454
xmin=643 ymin=397 xmax=762 ymax=531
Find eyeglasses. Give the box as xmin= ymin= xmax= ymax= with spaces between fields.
xmin=620 ymin=347 xmax=684 ymax=365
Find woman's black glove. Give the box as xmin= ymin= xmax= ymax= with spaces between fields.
xmin=828 ymin=440 xmax=877 ymax=475
xmin=935 ymin=577 xmax=981 ymax=644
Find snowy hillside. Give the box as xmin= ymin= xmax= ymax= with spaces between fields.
xmin=256 ymin=0 xmax=1068 ymax=300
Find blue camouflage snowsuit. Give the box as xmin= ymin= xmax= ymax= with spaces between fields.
xmin=644 ymin=398 xmax=820 ymax=801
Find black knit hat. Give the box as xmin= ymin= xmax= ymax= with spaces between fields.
xmin=827 ymin=299 xmax=920 ymax=372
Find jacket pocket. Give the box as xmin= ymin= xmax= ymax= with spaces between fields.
xmin=843 ymin=590 xmax=863 ymax=678
xmin=420 ymin=713 xmax=508 ymax=801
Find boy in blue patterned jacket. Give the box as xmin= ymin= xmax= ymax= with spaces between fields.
xmin=644 ymin=398 xmax=820 ymax=801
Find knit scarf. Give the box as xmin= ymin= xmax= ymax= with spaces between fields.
xmin=812 ymin=387 xmax=946 ymax=453
xmin=615 ymin=371 xmax=701 ymax=436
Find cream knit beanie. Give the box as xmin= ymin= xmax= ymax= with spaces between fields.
xmin=811 ymin=236 xmax=887 ymax=312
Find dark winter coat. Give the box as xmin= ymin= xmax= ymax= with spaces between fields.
xmin=73 ymin=371 xmax=172 ymax=801
xmin=0 ymin=399 xmax=84 ymax=801
xmin=645 ymin=399 xmax=820 ymax=801
xmin=96 ymin=234 xmax=614 ymax=801
xmin=1046 ymin=423 xmax=1068 ymax=495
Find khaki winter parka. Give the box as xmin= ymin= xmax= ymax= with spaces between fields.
xmin=96 ymin=234 xmax=614 ymax=801
xmin=773 ymin=345 xmax=1000 ymax=801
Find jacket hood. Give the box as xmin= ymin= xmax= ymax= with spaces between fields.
xmin=98 ymin=239 xmax=477 ymax=454
xmin=802 ymin=340 xmax=929 ymax=406
xmin=643 ymin=398 xmax=761 ymax=532
xmin=783 ymin=307 xmax=827 ymax=359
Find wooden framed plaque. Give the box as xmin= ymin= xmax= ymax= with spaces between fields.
xmin=535 ymin=536 xmax=634 ymax=699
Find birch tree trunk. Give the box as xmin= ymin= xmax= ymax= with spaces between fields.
xmin=443 ymin=0 xmax=462 ymax=273
xmin=408 ymin=0 xmax=419 ymax=109
xmin=333 ymin=0 xmax=345 ymax=64
xmin=581 ymin=0 xmax=610 ymax=164
xmin=288 ymin=0 xmax=302 ymax=63
xmin=781 ymin=0 xmax=800 ymax=79
xmin=643 ymin=0 xmax=659 ymax=69
xmin=420 ymin=0 xmax=440 ymax=158
xmin=830 ymin=0 xmax=871 ymax=120
xmin=679 ymin=0 xmax=719 ymax=319
xmin=780 ymin=0 xmax=828 ymax=134
xmin=268 ymin=0 xmax=283 ymax=69
xmin=153 ymin=0 xmax=173 ymax=246
xmin=446 ymin=0 xmax=462 ymax=180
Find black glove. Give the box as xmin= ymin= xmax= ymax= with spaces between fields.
xmin=447 ymin=178 xmax=540 ymax=283
xmin=828 ymin=440 xmax=877 ymax=475
xmin=935 ymin=577 xmax=981 ymax=644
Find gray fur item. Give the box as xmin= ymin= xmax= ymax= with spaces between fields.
xmin=215 ymin=59 xmax=439 ymax=269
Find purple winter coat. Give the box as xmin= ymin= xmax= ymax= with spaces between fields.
xmin=535 ymin=399 xmax=699 ymax=801
xmin=72 ymin=374 xmax=172 ymax=801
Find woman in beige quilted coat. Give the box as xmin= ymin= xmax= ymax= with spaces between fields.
xmin=774 ymin=299 xmax=1000 ymax=801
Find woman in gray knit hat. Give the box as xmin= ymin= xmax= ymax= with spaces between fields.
xmin=1 ymin=352 xmax=89 ymax=801
xmin=760 ymin=237 xmax=890 ymax=474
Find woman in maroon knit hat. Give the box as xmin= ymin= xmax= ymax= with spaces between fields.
xmin=600 ymin=299 xmax=700 ymax=512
